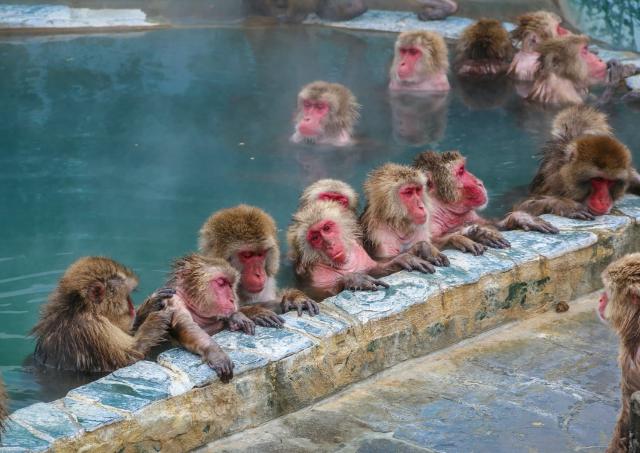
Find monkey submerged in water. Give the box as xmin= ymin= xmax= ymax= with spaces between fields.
xmin=291 ymin=81 xmax=360 ymax=147
xmin=298 ymin=179 xmax=359 ymax=214
xmin=456 ymin=19 xmax=515 ymax=77
xmin=199 ymin=205 xmax=319 ymax=318
xmin=31 ymin=257 xmax=175 ymax=373
xmin=389 ymin=31 xmax=450 ymax=92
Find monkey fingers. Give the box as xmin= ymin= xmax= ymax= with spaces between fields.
xmin=466 ymin=226 xmax=510 ymax=249
xmin=282 ymin=297 xmax=320 ymax=317
xmin=229 ymin=311 xmax=256 ymax=335
xmin=392 ymin=253 xmax=436 ymax=274
xmin=622 ymin=91 xmax=640 ymax=103
xmin=342 ymin=273 xmax=390 ymax=292
xmin=449 ymin=234 xmax=486 ymax=256
xmin=566 ymin=208 xmax=595 ymax=221
xmin=411 ymin=241 xmax=450 ymax=267
xmin=606 ymin=59 xmax=639 ymax=85
xmin=204 ymin=346 xmax=234 ymax=383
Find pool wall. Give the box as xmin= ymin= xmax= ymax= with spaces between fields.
xmin=2 ymin=194 xmax=640 ymax=451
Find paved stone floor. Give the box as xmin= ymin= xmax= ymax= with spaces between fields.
xmin=199 ymin=293 xmax=621 ymax=453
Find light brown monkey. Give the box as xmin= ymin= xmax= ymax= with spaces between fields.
xmin=516 ymin=108 xmax=633 ymax=219
xmin=291 ymin=81 xmax=360 ymax=146
xmin=360 ymin=163 xmax=448 ymax=267
xmin=31 ymin=257 xmax=174 ymax=373
xmin=413 ymin=151 xmax=557 ymax=256
xmin=287 ymin=201 xmax=434 ymax=300
xmin=508 ymin=10 xmax=568 ymax=81
xmin=526 ymin=35 xmax=607 ymax=105
xmin=389 ymin=30 xmax=450 ymax=92
xmin=199 ymin=205 xmax=319 ymax=319
xmin=598 ymin=253 xmax=640 ymax=453
xmin=0 ymin=377 xmax=6 ymax=435
xmin=298 ymin=178 xmax=359 ymax=213
xmin=456 ymin=19 xmax=515 ymax=77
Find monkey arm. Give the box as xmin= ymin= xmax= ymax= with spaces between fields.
xmin=409 ymin=241 xmax=450 ymax=267
xmin=238 ymin=305 xmax=284 ymax=329
xmin=280 ymin=288 xmax=320 ymax=316
xmin=371 ymin=253 xmax=436 ymax=276
xmin=516 ymin=196 xmax=595 ymax=220
xmin=132 ymin=308 xmax=172 ymax=356
xmin=435 ymin=231 xmax=487 ymax=256
xmin=494 ymin=211 xmax=559 ymax=234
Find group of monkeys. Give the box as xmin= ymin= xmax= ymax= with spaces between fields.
xmin=1 ymin=10 xmax=640 ymax=451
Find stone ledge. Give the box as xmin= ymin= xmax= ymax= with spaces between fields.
xmin=2 ymin=195 xmax=640 ymax=452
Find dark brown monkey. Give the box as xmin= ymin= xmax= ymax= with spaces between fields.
xmin=416 ymin=0 xmax=458 ymax=21
xmin=508 ymin=10 xmax=568 ymax=81
xmin=598 ymin=253 xmax=640 ymax=452
xmin=389 ymin=30 xmax=450 ymax=92
xmin=413 ymin=151 xmax=557 ymax=255
xmin=0 ymin=378 xmax=6 ymax=434
xmin=360 ymin=163 xmax=448 ymax=267
xmin=199 ymin=205 xmax=319 ymax=318
xmin=31 ymin=257 xmax=174 ymax=373
xmin=287 ymin=201 xmax=435 ymax=299
xmin=526 ymin=35 xmax=607 ymax=105
xmin=244 ymin=0 xmax=366 ymax=23
xmin=291 ymin=81 xmax=360 ymax=146
xmin=456 ymin=19 xmax=515 ymax=77
xmin=516 ymin=107 xmax=633 ymax=219
xmin=298 ymin=178 xmax=359 ymax=213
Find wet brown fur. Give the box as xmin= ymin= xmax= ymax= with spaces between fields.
xmin=456 ymin=19 xmax=514 ymax=76
xmin=299 ymin=179 xmax=359 ymax=213
xmin=31 ymin=257 xmax=171 ymax=373
xmin=199 ymin=205 xmax=280 ymax=277
xmin=551 ymin=105 xmax=612 ymax=141
xmin=392 ymin=30 xmax=449 ymax=78
xmin=295 ymin=81 xmax=360 ymax=137
xmin=511 ymin=11 xmax=561 ymax=48
xmin=602 ymin=253 xmax=640 ymax=452
xmin=413 ymin=150 xmax=463 ymax=203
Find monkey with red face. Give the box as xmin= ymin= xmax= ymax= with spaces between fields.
xmin=298 ymin=179 xmax=358 ymax=214
xmin=199 ymin=205 xmax=319 ymax=319
xmin=389 ymin=31 xmax=450 ymax=92
xmin=361 ymin=163 xmax=449 ymax=268
xmin=288 ymin=201 xmax=435 ymax=300
xmin=291 ymin=81 xmax=359 ymax=147
xmin=414 ymin=151 xmax=557 ymax=255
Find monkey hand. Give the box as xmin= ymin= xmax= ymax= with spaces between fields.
xmin=501 ymin=211 xmax=559 ymax=234
xmin=228 ymin=311 xmax=256 ymax=335
xmin=606 ymin=59 xmax=639 ymax=85
xmin=622 ymin=90 xmax=640 ymax=103
xmin=238 ymin=306 xmax=284 ymax=329
xmin=448 ymin=233 xmax=486 ymax=255
xmin=410 ymin=241 xmax=450 ymax=267
xmin=559 ymin=203 xmax=595 ymax=221
xmin=465 ymin=225 xmax=510 ymax=249
xmin=391 ymin=253 xmax=436 ymax=274
xmin=204 ymin=346 xmax=234 ymax=384
xmin=417 ymin=0 xmax=458 ymax=21
xmin=342 ymin=272 xmax=390 ymax=292
xmin=281 ymin=291 xmax=320 ymax=317
xmin=148 ymin=287 xmax=177 ymax=311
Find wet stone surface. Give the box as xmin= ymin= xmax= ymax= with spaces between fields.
xmin=626 ymin=74 xmax=640 ymax=90
xmin=501 ymin=230 xmax=597 ymax=260
xmin=0 ymin=419 xmax=51 ymax=452
xmin=616 ymin=194 xmax=640 ymax=221
xmin=9 ymin=402 xmax=79 ymax=442
xmin=59 ymin=398 xmax=123 ymax=432
xmin=214 ymin=326 xmax=315 ymax=362
xmin=541 ymin=214 xmax=631 ymax=233
xmin=201 ymin=295 xmax=620 ymax=453
xmin=280 ymin=311 xmax=350 ymax=339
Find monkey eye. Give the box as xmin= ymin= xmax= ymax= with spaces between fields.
xmin=239 ymin=251 xmax=254 ymax=259
xmin=457 ymin=166 xmax=465 ymax=176
xmin=408 ymin=48 xmax=420 ymax=56
xmin=214 ymin=277 xmax=229 ymax=288
xmin=580 ymin=46 xmax=588 ymax=56
xmin=303 ymin=100 xmax=313 ymax=109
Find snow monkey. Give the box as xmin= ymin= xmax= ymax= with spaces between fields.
xmin=416 ymin=0 xmax=458 ymax=21
xmin=516 ymin=106 xmax=634 ymax=220
xmin=298 ymin=178 xmax=359 ymax=213
xmin=287 ymin=201 xmax=435 ymax=300
xmin=31 ymin=257 xmax=175 ymax=373
xmin=599 ymin=253 xmax=640 ymax=452
xmin=199 ymin=205 xmax=319 ymax=318
xmin=244 ymin=0 xmax=366 ymax=23
xmin=413 ymin=151 xmax=558 ymax=255
xmin=527 ymin=35 xmax=607 ymax=105
xmin=360 ymin=163 xmax=449 ymax=268
xmin=455 ymin=19 xmax=515 ymax=77
xmin=291 ymin=81 xmax=360 ymax=146
xmin=508 ymin=10 xmax=569 ymax=81
xmin=389 ymin=30 xmax=450 ymax=92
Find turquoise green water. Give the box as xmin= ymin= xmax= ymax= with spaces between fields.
xmin=1 ymin=26 xmax=639 ymax=411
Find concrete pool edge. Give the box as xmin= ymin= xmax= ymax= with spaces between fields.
xmin=0 ymin=195 xmax=638 ymax=451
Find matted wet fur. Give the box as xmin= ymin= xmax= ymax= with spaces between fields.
xmin=413 ymin=150 xmax=463 ymax=204
xmin=511 ymin=10 xmax=562 ymax=48
xmin=392 ymin=30 xmax=449 ymax=77
xmin=299 ymin=179 xmax=359 ymax=213
xmin=456 ymin=19 xmax=514 ymax=76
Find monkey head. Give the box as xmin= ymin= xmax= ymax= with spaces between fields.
xmin=288 ymin=201 xmax=360 ymax=273
xmin=390 ymin=31 xmax=449 ymax=85
xmin=456 ymin=19 xmax=514 ymax=75
xmin=414 ymin=150 xmax=488 ymax=214
xmin=512 ymin=11 xmax=568 ymax=52
xmin=562 ymin=135 xmax=631 ymax=216
xmin=170 ymin=254 xmax=239 ymax=320
xmin=551 ymin=105 xmax=612 ymax=140
xmin=363 ymin=163 xmax=429 ymax=234
xmin=599 ymin=253 xmax=640 ymax=328
xmin=299 ymin=179 xmax=359 ymax=212
xmin=537 ymin=35 xmax=607 ymax=85
xmin=292 ymin=81 xmax=359 ymax=145
xmin=199 ymin=205 xmax=279 ymax=296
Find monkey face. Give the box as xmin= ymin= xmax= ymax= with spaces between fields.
xmin=237 ymin=249 xmax=268 ymax=294
xmin=306 ymin=219 xmax=347 ymax=265
xmin=398 ymin=183 xmax=428 ymax=225
xmin=455 ymin=161 xmax=488 ymax=210
xmin=317 ymin=191 xmax=350 ymax=210
xmin=207 ymin=273 xmax=237 ymax=318
xmin=103 ymin=275 xmax=138 ymax=332
xmin=396 ymin=46 xmax=424 ymax=81
xmin=597 ymin=289 xmax=610 ymax=322
xmin=297 ymin=99 xmax=330 ymax=138
xmin=580 ymin=45 xmax=607 ymax=82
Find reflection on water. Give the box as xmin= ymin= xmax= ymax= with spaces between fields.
xmin=561 ymin=0 xmax=640 ymax=52
xmin=1 ymin=25 xmax=639 ymax=411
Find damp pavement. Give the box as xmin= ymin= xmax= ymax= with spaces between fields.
xmin=199 ymin=292 xmax=620 ymax=453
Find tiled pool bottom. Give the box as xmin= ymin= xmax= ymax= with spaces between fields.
xmin=2 ymin=195 xmax=640 ymax=451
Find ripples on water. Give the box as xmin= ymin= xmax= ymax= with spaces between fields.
xmin=0 ymin=25 xmax=639 ymax=410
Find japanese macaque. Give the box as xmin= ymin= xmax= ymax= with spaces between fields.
xmin=598 ymin=253 xmax=640 ymax=453
xmin=243 ymin=0 xmax=366 ymax=23
xmin=416 ymin=0 xmax=458 ymax=21
xmin=31 ymin=257 xmax=174 ymax=373
xmin=389 ymin=31 xmax=450 ymax=92
xmin=516 ymin=106 xmax=633 ymax=219
xmin=413 ymin=151 xmax=558 ymax=255
xmin=360 ymin=163 xmax=448 ymax=267
xmin=526 ymin=35 xmax=607 ymax=105
xmin=287 ymin=201 xmax=435 ymax=299
xmin=0 ymin=378 xmax=6 ymax=434
xmin=199 ymin=205 xmax=319 ymax=318
xmin=298 ymin=179 xmax=359 ymax=213
xmin=455 ymin=19 xmax=514 ymax=77
xmin=508 ymin=11 xmax=568 ymax=81
xmin=291 ymin=81 xmax=360 ymax=146
xmin=389 ymin=92 xmax=448 ymax=145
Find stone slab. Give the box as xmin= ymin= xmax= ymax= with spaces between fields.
xmin=0 ymin=420 xmax=51 ymax=451
xmin=626 ymin=74 xmax=640 ymax=91
xmin=500 ymin=230 xmax=597 ymax=260
xmin=280 ymin=311 xmax=350 ymax=339
xmin=213 ymin=327 xmax=315 ymax=362
xmin=616 ymin=194 xmax=640 ymax=221
xmin=540 ymin=214 xmax=631 ymax=233
xmin=9 ymin=403 xmax=79 ymax=442
xmin=59 ymin=398 xmax=124 ymax=432
xmin=439 ymin=249 xmax=514 ymax=287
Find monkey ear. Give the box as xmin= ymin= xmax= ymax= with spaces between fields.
xmin=425 ymin=172 xmax=435 ymax=192
xmin=87 ymin=282 xmax=106 ymax=304
xmin=628 ymin=284 xmax=640 ymax=301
